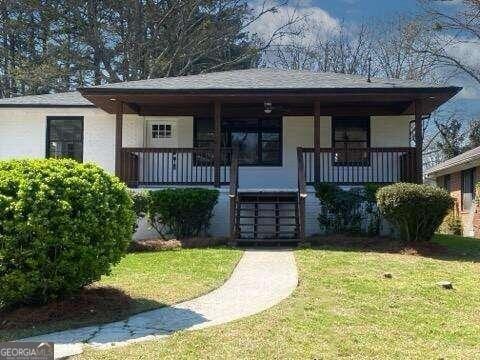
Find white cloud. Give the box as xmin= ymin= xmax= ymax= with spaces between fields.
xmin=248 ymin=1 xmax=341 ymax=46
xmin=444 ymin=37 xmax=480 ymax=69
xmin=439 ymin=35 xmax=480 ymax=99
xmin=458 ymin=86 xmax=480 ymax=100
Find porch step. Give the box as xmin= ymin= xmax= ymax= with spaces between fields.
xmin=233 ymin=191 xmax=300 ymax=244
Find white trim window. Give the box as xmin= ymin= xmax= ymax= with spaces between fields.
xmin=152 ymin=123 xmax=172 ymax=139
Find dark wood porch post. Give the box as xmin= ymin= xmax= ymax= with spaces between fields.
xmin=414 ymin=99 xmax=423 ymax=183
xmin=314 ymin=101 xmax=321 ymax=184
xmin=115 ymin=101 xmax=124 ymax=178
xmin=214 ymin=100 xmax=221 ymax=187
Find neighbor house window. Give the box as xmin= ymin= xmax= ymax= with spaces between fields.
xmin=332 ymin=117 xmax=370 ymax=165
xmin=443 ymin=174 xmax=451 ymax=192
xmin=461 ymin=168 xmax=475 ymax=211
xmin=152 ymin=123 xmax=172 ymax=138
xmin=46 ymin=116 xmax=83 ymax=162
xmin=194 ymin=117 xmax=282 ymax=166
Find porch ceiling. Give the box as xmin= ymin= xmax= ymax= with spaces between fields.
xmin=79 ymin=88 xmax=460 ymax=116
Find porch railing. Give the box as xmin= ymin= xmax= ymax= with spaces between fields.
xmin=301 ymin=147 xmax=417 ymax=184
xmin=297 ymin=147 xmax=307 ymax=242
xmin=120 ymin=147 xmax=232 ymax=187
xmin=229 ymin=147 xmax=240 ymax=241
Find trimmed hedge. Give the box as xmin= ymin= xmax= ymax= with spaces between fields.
xmin=147 ymin=188 xmax=219 ymax=239
xmin=376 ymin=183 xmax=454 ymax=242
xmin=315 ymin=183 xmax=382 ymax=235
xmin=0 ymin=159 xmax=135 ymax=309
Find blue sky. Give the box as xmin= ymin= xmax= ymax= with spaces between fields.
xmin=270 ymin=0 xmax=479 ymax=118
xmin=307 ymin=0 xmax=420 ymax=21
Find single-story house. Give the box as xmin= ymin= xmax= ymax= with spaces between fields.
xmin=426 ymin=146 xmax=480 ymax=237
xmin=0 ymin=69 xmax=461 ymax=243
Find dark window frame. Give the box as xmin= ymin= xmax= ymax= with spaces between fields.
xmin=331 ymin=116 xmax=371 ymax=166
xmin=194 ymin=116 xmax=283 ymax=167
xmin=443 ymin=174 xmax=451 ymax=192
xmin=46 ymin=116 xmax=84 ymax=162
xmin=461 ymin=168 xmax=475 ymax=211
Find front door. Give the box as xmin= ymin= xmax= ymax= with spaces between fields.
xmin=146 ymin=119 xmax=177 ymax=148
xmin=145 ymin=118 xmax=178 ymax=183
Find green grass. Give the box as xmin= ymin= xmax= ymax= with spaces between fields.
xmin=98 ymin=248 xmax=242 ymax=311
xmin=1 ymin=248 xmax=242 ymax=341
xmin=77 ymin=235 xmax=480 ymax=359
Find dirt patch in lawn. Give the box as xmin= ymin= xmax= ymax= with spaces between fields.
xmin=129 ymin=237 xmax=228 ymax=252
xmin=0 ymin=287 xmax=142 ymax=331
xmin=309 ymin=235 xmax=449 ymax=257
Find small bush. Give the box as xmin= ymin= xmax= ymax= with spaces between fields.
xmin=147 ymin=188 xmax=219 ymax=239
xmin=129 ymin=190 xmax=150 ymax=233
xmin=0 ymin=159 xmax=135 ymax=309
xmin=130 ymin=190 xmax=149 ymax=218
xmin=439 ymin=211 xmax=463 ymax=236
xmin=376 ymin=183 xmax=454 ymax=242
xmin=315 ymin=183 xmax=381 ymax=235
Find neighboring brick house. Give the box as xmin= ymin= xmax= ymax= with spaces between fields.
xmin=426 ymin=147 xmax=480 ymax=237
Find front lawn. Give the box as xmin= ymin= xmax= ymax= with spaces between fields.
xmin=0 ymin=248 xmax=242 ymax=341
xmin=77 ymin=234 xmax=480 ymax=359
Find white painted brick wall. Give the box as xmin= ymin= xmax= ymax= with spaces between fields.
xmin=132 ymin=188 xmax=231 ymax=240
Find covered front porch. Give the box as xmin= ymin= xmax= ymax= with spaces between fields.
xmin=81 ymin=95 xmax=434 ymax=189
xmin=77 ymin=69 xmax=460 ymax=243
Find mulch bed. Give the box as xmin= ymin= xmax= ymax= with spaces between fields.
xmin=0 ymin=287 xmax=134 ymax=330
xmin=309 ymin=234 xmax=449 ymax=257
xmin=129 ymin=237 xmax=228 ymax=252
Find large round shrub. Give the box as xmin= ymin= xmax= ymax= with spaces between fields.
xmin=148 ymin=188 xmax=219 ymax=239
xmin=0 ymin=159 xmax=136 ymax=309
xmin=376 ymin=183 xmax=454 ymax=242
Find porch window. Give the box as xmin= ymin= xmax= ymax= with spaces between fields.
xmin=46 ymin=116 xmax=83 ymax=162
xmin=461 ymin=168 xmax=475 ymax=211
xmin=194 ymin=117 xmax=282 ymax=166
xmin=152 ymin=123 xmax=172 ymax=138
xmin=332 ymin=117 xmax=370 ymax=166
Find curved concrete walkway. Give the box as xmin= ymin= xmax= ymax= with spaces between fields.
xmin=22 ymin=249 xmax=298 ymax=359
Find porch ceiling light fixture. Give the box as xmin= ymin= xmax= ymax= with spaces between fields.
xmin=109 ymin=98 xmax=116 ymax=101
xmin=264 ymin=101 xmax=273 ymax=114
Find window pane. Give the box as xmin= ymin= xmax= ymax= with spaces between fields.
xmin=196 ymin=118 xmax=214 ymax=141
xmin=444 ymin=175 xmax=451 ymax=192
xmin=346 ymin=142 xmax=367 ymax=149
xmin=334 ymin=130 xmax=346 ymax=141
xmin=462 ymin=169 xmax=474 ymax=211
xmin=348 ymin=150 xmax=368 ymax=163
xmin=196 ymin=117 xmax=281 ymax=166
xmin=47 ymin=118 xmax=83 ymax=162
xmin=262 ymin=132 xmax=279 ymax=141
xmin=333 ymin=117 xmax=369 ymax=165
xmin=261 ymin=118 xmax=281 ymax=128
xmin=262 ymin=151 xmax=280 ymax=164
xmin=232 ymin=132 xmax=258 ymax=165
xmin=262 ymin=141 xmax=279 ymax=152
xmin=346 ymin=128 xmax=368 ymax=141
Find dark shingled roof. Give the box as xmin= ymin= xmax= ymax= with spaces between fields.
xmin=0 ymin=69 xmax=461 ymax=107
xmin=84 ymin=68 xmax=452 ymax=91
xmin=425 ymin=146 xmax=480 ymax=176
xmin=0 ymin=91 xmax=93 ymax=107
